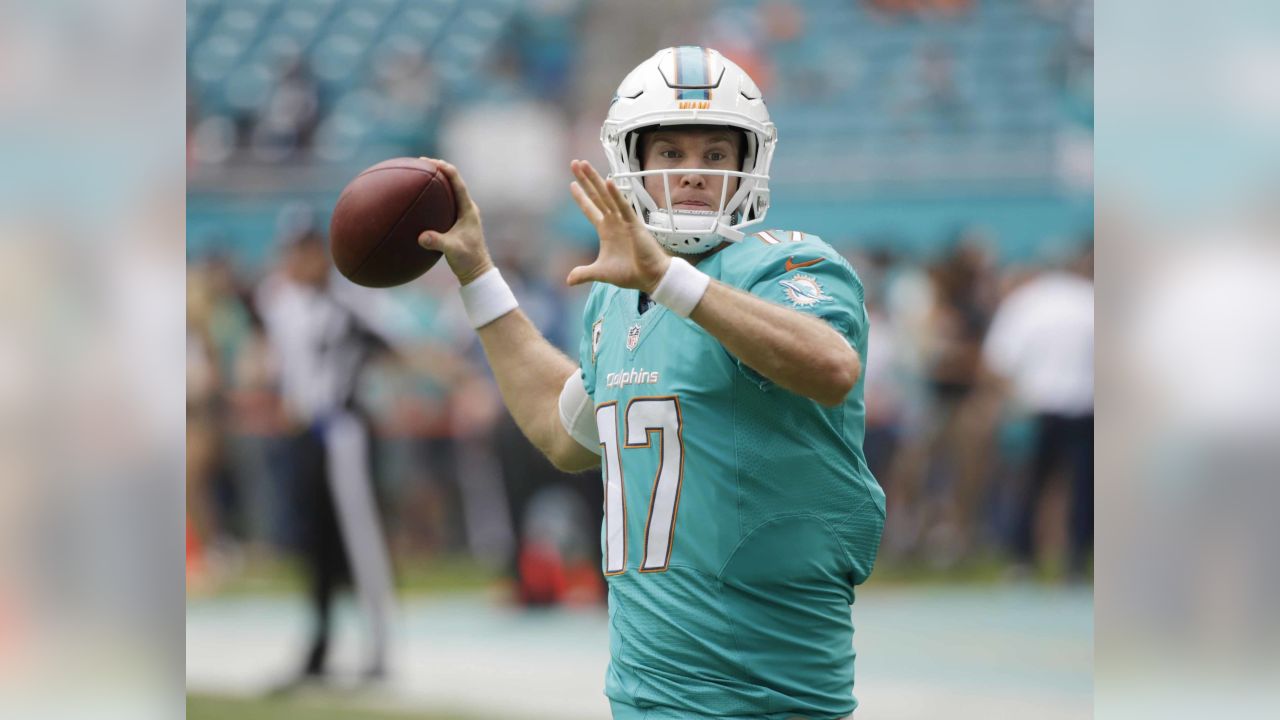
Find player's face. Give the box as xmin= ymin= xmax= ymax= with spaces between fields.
xmin=640 ymin=129 xmax=742 ymax=212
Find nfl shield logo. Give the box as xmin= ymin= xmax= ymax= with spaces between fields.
xmin=626 ymin=324 xmax=641 ymax=351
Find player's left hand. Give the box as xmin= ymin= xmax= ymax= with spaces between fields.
xmin=566 ymin=159 xmax=670 ymax=292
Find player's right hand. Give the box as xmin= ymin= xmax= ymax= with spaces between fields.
xmin=565 ymin=159 xmax=670 ymax=293
xmin=417 ymin=158 xmax=494 ymax=286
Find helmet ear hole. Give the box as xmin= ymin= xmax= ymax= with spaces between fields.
xmin=626 ymin=131 xmax=645 ymax=173
xmin=741 ymin=130 xmax=758 ymax=174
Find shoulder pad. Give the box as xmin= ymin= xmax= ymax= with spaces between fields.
xmin=740 ymin=229 xmax=842 ymax=260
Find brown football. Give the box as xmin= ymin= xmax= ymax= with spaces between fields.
xmin=329 ymin=157 xmax=455 ymax=288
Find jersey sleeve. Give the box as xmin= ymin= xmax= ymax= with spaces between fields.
xmin=724 ymin=234 xmax=869 ymax=387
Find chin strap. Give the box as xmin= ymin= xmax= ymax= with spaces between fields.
xmin=710 ymin=218 xmax=744 ymax=242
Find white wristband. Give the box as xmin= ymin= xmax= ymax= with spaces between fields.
xmin=459 ymin=267 xmax=518 ymax=329
xmin=650 ymin=257 xmax=710 ymax=318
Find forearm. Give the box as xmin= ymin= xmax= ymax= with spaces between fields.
xmin=689 ymin=280 xmax=860 ymax=406
xmin=473 ymin=308 xmax=585 ymax=462
xmin=415 ymin=160 xmax=599 ymax=468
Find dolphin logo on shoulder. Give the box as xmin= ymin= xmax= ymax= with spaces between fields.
xmin=779 ymin=272 xmax=832 ymax=308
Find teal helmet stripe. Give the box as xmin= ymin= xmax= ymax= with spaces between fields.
xmin=674 ymin=45 xmax=710 ymax=101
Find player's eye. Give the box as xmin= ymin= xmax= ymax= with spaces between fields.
xmin=706 ymin=151 xmax=727 ymax=162
xmin=659 ymin=149 xmax=681 ymax=160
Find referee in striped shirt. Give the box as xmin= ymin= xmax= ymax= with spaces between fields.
xmin=256 ymin=217 xmax=398 ymax=685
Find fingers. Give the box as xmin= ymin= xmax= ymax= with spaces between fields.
xmin=570 ymin=160 xmax=609 ymax=215
xmin=430 ymin=158 xmax=476 ymax=217
xmin=569 ymin=181 xmax=604 ymax=225
xmin=575 ymin=160 xmax=618 ymax=215
xmin=417 ymin=229 xmax=445 ymax=252
xmin=565 ymin=263 xmax=600 ymax=287
xmin=571 ymin=160 xmax=637 ymax=222
xmin=604 ymin=178 xmax=635 ymax=220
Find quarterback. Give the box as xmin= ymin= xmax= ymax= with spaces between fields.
xmin=419 ymin=47 xmax=884 ymax=720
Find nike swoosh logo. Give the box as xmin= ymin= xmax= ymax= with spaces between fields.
xmin=785 ymin=256 xmax=825 ymax=272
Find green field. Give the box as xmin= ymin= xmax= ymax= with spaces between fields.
xmin=195 ymin=548 xmax=1087 ymax=601
xmin=188 ymin=693 xmax=480 ymax=720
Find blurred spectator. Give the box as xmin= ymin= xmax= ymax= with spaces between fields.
xmin=186 ymin=252 xmax=263 ymax=586
xmin=199 ymin=255 xmax=257 ymax=382
xmin=186 ymin=89 xmax=199 ymax=166
xmin=186 ymin=267 xmax=223 ymax=588
xmin=250 ymin=53 xmax=321 ymax=163
xmin=441 ymin=100 xmax=568 ymax=214
xmin=888 ymin=233 xmax=1000 ymax=564
xmin=856 ymin=248 xmax=905 ymax=481
xmin=189 ymin=115 xmax=239 ymax=166
xmin=873 ymin=248 xmax=932 ymax=560
xmin=983 ymin=242 xmax=1093 ymax=578
xmin=370 ymin=44 xmax=440 ymax=152
xmin=511 ymin=0 xmax=583 ymax=103
xmin=895 ymin=42 xmax=970 ymax=134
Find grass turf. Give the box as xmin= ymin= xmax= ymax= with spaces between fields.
xmin=187 ymin=693 xmax=480 ymax=720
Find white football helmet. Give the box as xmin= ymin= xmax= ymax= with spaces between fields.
xmin=601 ymin=46 xmax=777 ymax=254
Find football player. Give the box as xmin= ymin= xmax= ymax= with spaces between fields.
xmin=419 ymin=46 xmax=884 ymax=720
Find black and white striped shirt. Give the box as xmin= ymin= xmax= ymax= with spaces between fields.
xmin=255 ymin=274 xmax=401 ymax=425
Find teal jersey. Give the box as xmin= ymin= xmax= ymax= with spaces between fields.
xmin=577 ymin=230 xmax=886 ymax=720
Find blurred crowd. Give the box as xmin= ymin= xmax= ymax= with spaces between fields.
xmin=853 ymin=230 xmax=1093 ymax=576
xmin=186 ymin=0 xmax=1094 ymax=604
xmin=187 ymin=217 xmax=609 ymax=604
xmin=186 ymin=0 xmax=1093 ymax=170
xmin=187 ymin=215 xmax=1093 ymax=602
xmin=187 ymin=0 xmax=587 ymax=166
